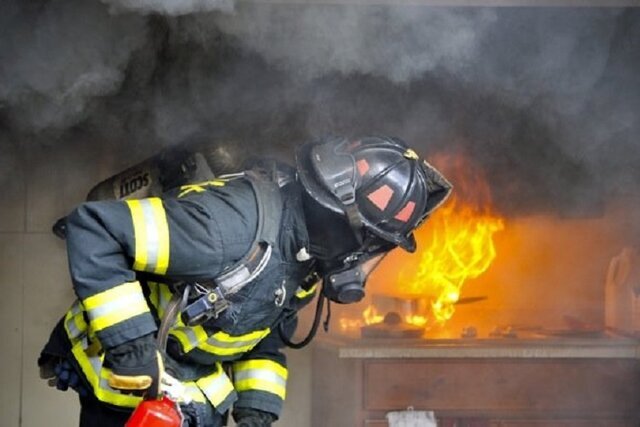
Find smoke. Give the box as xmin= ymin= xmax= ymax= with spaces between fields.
xmin=101 ymin=0 xmax=233 ymax=16
xmin=0 ymin=0 xmax=147 ymax=132
xmin=0 ymin=130 xmax=19 ymax=186
xmin=0 ymin=1 xmax=638 ymax=216
xmin=214 ymin=5 xmax=498 ymax=83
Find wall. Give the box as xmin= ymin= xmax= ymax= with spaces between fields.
xmin=0 ymin=139 xmax=312 ymax=426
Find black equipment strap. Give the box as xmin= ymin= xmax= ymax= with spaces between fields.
xmin=212 ymin=170 xmax=283 ymax=295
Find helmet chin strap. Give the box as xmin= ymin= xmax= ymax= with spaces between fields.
xmin=344 ymin=203 xmax=364 ymax=245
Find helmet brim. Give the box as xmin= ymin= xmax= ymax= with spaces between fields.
xmin=366 ymin=224 xmax=417 ymax=253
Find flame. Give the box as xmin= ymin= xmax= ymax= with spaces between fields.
xmin=337 ymin=152 xmax=505 ymax=335
xmin=363 ymin=304 xmax=427 ymax=327
xmin=363 ymin=305 xmax=384 ymax=324
xmin=398 ymin=196 xmax=504 ymax=324
xmin=405 ymin=314 xmax=428 ymax=327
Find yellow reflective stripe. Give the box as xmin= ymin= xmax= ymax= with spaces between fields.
xmin=150 ymin=198 xmax=169 ymax=274
xmin=178 ymin=180 xmax=226 ymax=198
xmin=170 ymin=324 xmax=209 ymax=353
xmin=146 ymin=282 xmax=173 ymax=319
xmin=72 ymin=313 xmax=87 ymax=335
xmin=72 ymin=340 xmax=208 ymax=408
xmin=64 ymin=301 xmax=86 ymax=339
xmin=126 ymin=198 xmax=170 ymax=274
xmin=295 ymin=284 xmax=317 ymax=299
xmin=213 ymin=329 xmax=269 ymax=344
xmin=196 ymin=363 xmax=235 ymax=407
xmin=147 ymin=281 xmax=159 ymax=310
xmin=127 ymin=200 xmax=148 ymax=271
xmin=168 ymin=329 xmax=191 ymax=351
xmin=182 ymin=382 xmax=208 ymax=404
xmin=234 ymin=360 xmax=288 ymax=379
xmin=233 ymin=360 xmax=287 ymax=400
xmin=169 ymin=326 xmax=270 ymax=356
xmin=82 ymin=282 xmax=149 ymax=332
xmin=71 ymin=342 xmax=141 ymax=408
xmin=157 ymin=283 xmax=173 ymax=318
xmin=83 ymin=282 xmax=142 ymax=310
xmin=198 ymin=328 xmax=271 ymax=356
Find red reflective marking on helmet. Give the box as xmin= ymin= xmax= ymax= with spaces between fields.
xmin=394 ymin=201 xmax=416 ymax=223
xmin=367 ymin=185 xmax=394 ymax=211
xmin=356 ymin=159 xmax=370 ymax=176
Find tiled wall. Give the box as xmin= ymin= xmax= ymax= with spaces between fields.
xmin=0 ymin=139 xmax=311 ymax=426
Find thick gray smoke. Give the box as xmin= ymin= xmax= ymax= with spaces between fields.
xmin=214 ymin=5 xmax=498 ymax=83
xmin=101 ymin=0 xmax=233 ymax=16
xmin=0 ymin=1 xmax=638 ymax=217
xmin=0 ymin=0 xmax=147 ymax=132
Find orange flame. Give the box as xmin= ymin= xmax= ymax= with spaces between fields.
xmin=398 ymin=196 xmax=504 ymax=324
xmin=363 ymin=305 xmax=384 ymax=324
xmin=336 ymin=153 xmax=505 ymax=334
xmin=395 ymin=152 xmax=504 ymax=326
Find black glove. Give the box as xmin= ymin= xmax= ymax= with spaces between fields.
xmin=233 ymin=408 xmax=277 ymax=427
xmin=41 ymin=357 xmax=90 ymax=397
xmin=104 ymin=334 xmax=163 ymax=398
xmin=179 ymin=401 xmax=211 ymax=427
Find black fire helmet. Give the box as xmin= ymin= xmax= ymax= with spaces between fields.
xmin=296 ymin=135 xmax=453 ymax=253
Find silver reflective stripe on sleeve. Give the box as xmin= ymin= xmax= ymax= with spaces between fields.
xmin=233 ymin=359 xmax=287 ymax=400
xmin=234 ymin=369 xmax=286 ymax=388
xmin=87 ymin=291 xmax=147 ymax=320
xmin=126 ymin=198 xmax=170 ymax=275
xmin=81 ymin=281 xmax=150 ymax=333
xmin=195 ymin=363 xmax=237 ymax=413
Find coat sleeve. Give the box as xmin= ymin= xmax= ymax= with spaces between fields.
xmin=230 ymin=316 xmax=297 ymax=419
xmin=65 ymin=191 xmax=246 ymax=350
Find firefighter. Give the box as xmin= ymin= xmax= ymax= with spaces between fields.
xmin=38 ymin=135 xmax=452 ymax=427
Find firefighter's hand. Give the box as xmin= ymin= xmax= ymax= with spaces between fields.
xmin=41 ymin=357 xmax=89 ymax=397
xmin=104 ymin=334 xmax=163 ymax=398
xmin=233 ymin=408 xmax=277 ymax=427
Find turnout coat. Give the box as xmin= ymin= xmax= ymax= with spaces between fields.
xmin=40 ymin=170 xmax=317 ymax=421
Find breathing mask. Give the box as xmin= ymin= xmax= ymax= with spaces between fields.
xmin=319 ymin=250 xmax=388 ymax=304
xmin=304 ymin=190 xmax=395 ymax=304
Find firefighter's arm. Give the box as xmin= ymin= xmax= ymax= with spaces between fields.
xmin=65 ymin=200 xmax=160 ymax=349
xmin=231 ymin=317 xmax=297 ymax=424
xmin=65 ymin=195 xmax=227 ymax=394
xmin=66 ymin=196 xmax=227 ymax=347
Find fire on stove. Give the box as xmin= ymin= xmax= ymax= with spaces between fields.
xmin=338 ymin=154 xmax=505 ymax=338
xmin=335 ymin=154 xmax=640 ymax=341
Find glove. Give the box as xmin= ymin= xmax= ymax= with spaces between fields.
xmin=180 ymin=402 xmax=216 ymax=427
xmin=104 ymin=334 xmax=163 ymax=398
xmin=41 ymin=357 xmax=90 ymax=397
xmin=233 ymin=408 xmax=277 ymax=427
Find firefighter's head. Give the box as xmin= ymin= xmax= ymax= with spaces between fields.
xmin=296 ymin=135 xmax=452 ymax=304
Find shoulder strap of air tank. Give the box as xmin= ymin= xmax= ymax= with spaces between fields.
xmin=244 ymin=166 xmax=284 ymax=247
xmin=138 ymin=166 xmax=285 ymax=300
xmin=207 ymin=166 xmax=284 ymax=296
